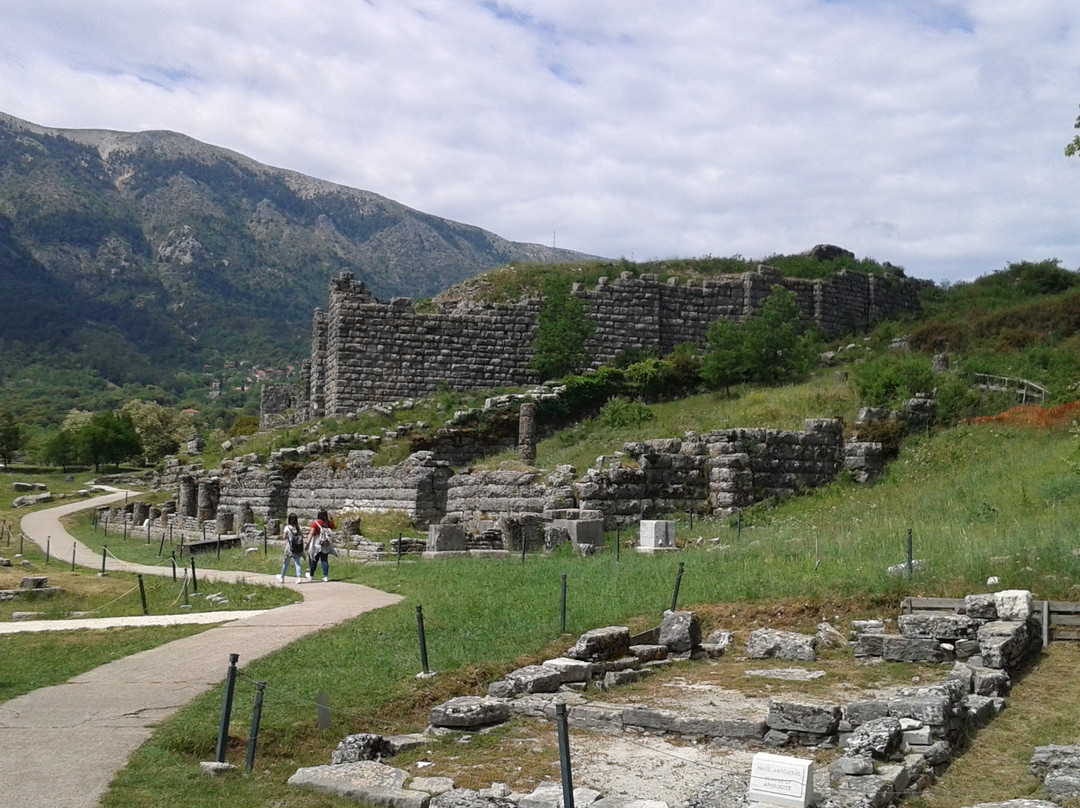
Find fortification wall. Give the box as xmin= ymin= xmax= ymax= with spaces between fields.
xmin=285 ymin=265 xmax=921 ymax=419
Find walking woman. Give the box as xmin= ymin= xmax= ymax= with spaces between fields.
xmin=279 ymin=513 xmax=306 ymax=584
xmin=306 ymin=509 xmax=336 ymax=581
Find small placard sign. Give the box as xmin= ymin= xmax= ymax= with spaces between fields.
xmin=748 ymin=752 xmax=813 ymax=808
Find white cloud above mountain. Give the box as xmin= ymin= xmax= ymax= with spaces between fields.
xmin=3 ymin=0 xmax=1080 ymax=282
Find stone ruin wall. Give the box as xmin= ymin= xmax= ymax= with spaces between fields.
xmin=167 ymin=418 xmax=885 ymax=531
xmin=278 ymin=265 xmax=922 ymax=420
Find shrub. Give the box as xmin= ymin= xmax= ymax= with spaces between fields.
xmin=598 ymin=396 xmax=655 ymax=428
xmin=852 ymin=353 xmax=935 ymax=409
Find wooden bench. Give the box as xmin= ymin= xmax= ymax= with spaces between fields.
xmin=177 ymin=535 xmax=243 ymax=557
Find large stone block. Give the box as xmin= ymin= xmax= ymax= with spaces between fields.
xmin=659 ymin=610 xmax=701 ymax=653
xmin=565 ymin=626 xmax=631 ymax=662
xmin=428 ymin=523 xmax=467 ymax=552
xmin=898 ymin=613 xmax=977 ymax=641
xmin=428 ymin=696 xmax=510 ymax=729
xmin=994 ymin=590 xmax=1034 ymax=621
xmin=747 ymin=628 xmax=818 ymax=662
xmin=767 ymin=701 xmax=841 ymax=735
xmin=977 ymin=620 xmax=1034 ymax=670
xmin=637 ymin=520 xmax=675 ymax=552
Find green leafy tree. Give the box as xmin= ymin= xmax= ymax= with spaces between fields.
xmin=121 ymin=400 xmax=187 ymax=464
xmin=1067 ymin=103 xmax=1080 ymax=157
xmin=701 ymin=317 xmax=751 ymax=394
xmin=530 ymin=279 xmax=596 ymax=381
xmin=76 ymin=411 xmax=143 ymax=471
xmin=701 ymin=287 xmax=820 ymax=392
xmin=40 ymin=429 xmax=77 ymax=471
xmin=0 ymin=409 xmax=22 ymax=466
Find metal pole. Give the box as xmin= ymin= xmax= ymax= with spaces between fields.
xmin=670 ymin=561 xmax=685 ymax=613
xmin=689 ymin=503 xmax=693 ymax=530
xmin=616 ymin=524 xmax=620 ymax=562
xmin=416 ymin=605 xmax=430 ymax=674
xmin=71 ymin=542 xmax=76 ymax=572
xmin=191 ymin=556 xmax=198 ymax=593
xmin=521 ymin=532 xmax=527 ymax=564
xmin=146 ymin=520 xmax=151 ymax=545
xmin=137 ymin=574 xmax=149 ymax=615
xmin=737 ymin=509 xmax=742 ymax=541
xmin=907 ymin=528 xmax=913 ymax=577
xmin=171 ymin=556 xmax=177 ymax=582
xmin=397 ymin=533 xmax=402 ymax=567
xmin=158 ymin=530 xmax=165 ymax=557
xmin=123 ymin=517 xmax=127 ymax=541
xmin=560 ymin=573 xmax=567 ymax=634
xmin=19 ymin=531 xmax=23 ymax=555
xmin=215 ymin=653 xmax=240 ymax=763
xmin=45 ymin=537 xmax=50 ymax=563
xmin=555 ymin=702 xmax=575 ymax=808
xmin=245 ymin=682 xmax=266 ymax=773
xmin=216 ymin=532 xmax=221 ymax=560
xmin=263 ymin=525 xmax=267 ymax=556
xmin=101 ymin=546 xmax=107 ymax=575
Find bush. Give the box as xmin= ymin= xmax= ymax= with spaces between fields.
xmin=598 ymin=396 xmax=655 ymax=428
xmin=852 ymin=354 xmax=935 ymax=408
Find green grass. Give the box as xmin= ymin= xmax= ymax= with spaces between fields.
xmin=0 ymin=625 xmax=211 ymax=703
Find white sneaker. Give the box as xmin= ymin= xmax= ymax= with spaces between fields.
xmin=305 ymin=572 xmax=312 ymax=580
xmin=296 ymin=577 xmax=304 ymax=584
xmin=278 ymin=574 xmax=285 ymax=583
xmin=322 ymin=576 xmax=328 ymax=582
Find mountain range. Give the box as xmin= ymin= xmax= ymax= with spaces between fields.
xmin=0 ymin=111 xmax=594 ymax=420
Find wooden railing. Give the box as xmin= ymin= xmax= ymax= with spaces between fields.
xmin=973 ymin=373 xmax=1048 ymax=404
xmin=901 ymin=596 xmax=1080 ymax=643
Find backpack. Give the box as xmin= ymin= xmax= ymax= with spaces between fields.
xmin=286 ymin=526 xmax=304 ymax=554
xmin=313 ymin=520 xmax=333 ymax=550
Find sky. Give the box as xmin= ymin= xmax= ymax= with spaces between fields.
xmin=2 ymin=1 xmax=1080 ymax=284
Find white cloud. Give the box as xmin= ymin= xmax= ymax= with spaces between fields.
xmin=2 ymin=0 xmax=1080 ymax=282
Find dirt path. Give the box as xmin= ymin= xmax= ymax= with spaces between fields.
xmin=1 ymin=492 xmax=403 ymax=808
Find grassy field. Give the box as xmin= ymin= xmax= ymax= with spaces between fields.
xmin=82 ymin=416 xmax=1080 ymax=808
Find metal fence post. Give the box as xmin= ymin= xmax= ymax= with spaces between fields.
xmin=215 ymin=653 xmax=240 ymax=763
xmin=245 ymin=682 xmax=266 ymax=773
xmin=670 ymin=561 xmax=685 ymax=612
xmin=556 ymin=702 xmax=575 ymax=808
xmin=416 ymin=605 xmax=430 ymax=674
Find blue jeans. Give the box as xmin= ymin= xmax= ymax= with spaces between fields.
xmin=280 ymin=554 xmax=304 ymax=577
xmin=309 ymin=552 xmax=329 ymax=578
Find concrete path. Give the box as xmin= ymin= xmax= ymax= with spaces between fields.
xmin=1 ymin=491 xmax=403 ymax=808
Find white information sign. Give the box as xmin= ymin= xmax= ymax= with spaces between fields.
xmin=747 ymin=752 xmax=813 ymax=808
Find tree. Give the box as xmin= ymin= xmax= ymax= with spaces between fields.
xmin=701 ymin=286 xmax=821 ymax=392
xmin=40 ymin=429 xmax=77 ymax=471
xmin=530 ymin=279 xmax=596 ymax=381
xmin=1067 ymin=103 xmax=1080 ymax=157
xmin=701 ymin=317 xmax=751 ymax=394
xmin=76 ymin=411 xmax=143 ymax=471
xmin=0 ymin=409 xmax=22 ymax=466
xmin=121 ymin=400 xmax=187 ymax=464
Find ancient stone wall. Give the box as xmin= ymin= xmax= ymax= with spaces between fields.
xmin=267 ymin=265 xmax=922 ymax=421
xmin=577 ymin=419 xmax=850 ymax=524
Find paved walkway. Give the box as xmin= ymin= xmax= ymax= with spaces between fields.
xmin=1 ymin=491 xmax=403 ymax=808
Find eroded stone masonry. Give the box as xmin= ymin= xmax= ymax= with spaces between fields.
xmin=263 ymin=262 xmax=923 ymax=423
